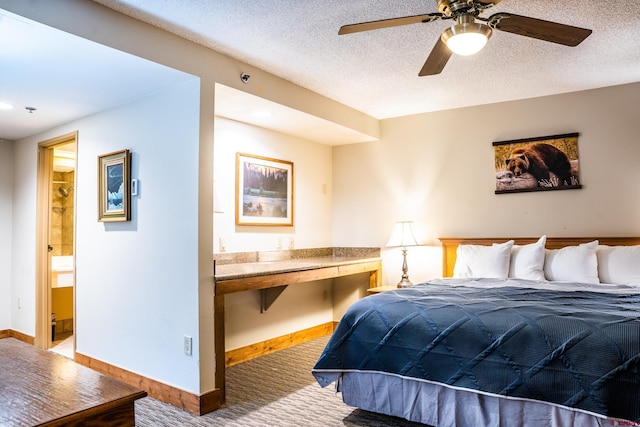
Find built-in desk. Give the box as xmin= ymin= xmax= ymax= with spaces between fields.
xmin=213 ymin=247 xmax=381 ymax=401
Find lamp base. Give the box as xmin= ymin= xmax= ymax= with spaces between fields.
xmin=397 ymin=277 xmax=413 ymax=288
xmin=397 ymin=246 xmax=413 ymax=288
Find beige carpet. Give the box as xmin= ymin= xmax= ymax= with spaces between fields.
xmin=135 ymin=336 xmax=427 ymax=426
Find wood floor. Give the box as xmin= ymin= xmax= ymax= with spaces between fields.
xmin=0 ymin=338 xmax=147 ymax=427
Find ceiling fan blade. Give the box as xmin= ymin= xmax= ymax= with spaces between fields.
xmin=339 ymin=13 xmax=442 ymax=35
xmin=419 ymin=37 xmax=453 ymax=76
xmin=487 ymin=13 xmax=592 ymax=46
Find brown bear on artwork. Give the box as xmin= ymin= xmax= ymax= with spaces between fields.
xmin=505 ymin=143 xmax=573 ymax=186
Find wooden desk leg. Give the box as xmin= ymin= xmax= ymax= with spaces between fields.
xmin=369 ymin=268 xmax=382 ymax=288
xmin=214 ymin=293 xmax=226 ymax=403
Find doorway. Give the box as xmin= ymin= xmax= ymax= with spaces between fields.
xmin=35 ymin=132 xmax=77 ymax=355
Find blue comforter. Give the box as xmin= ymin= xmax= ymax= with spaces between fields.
xmin=313 ymin=279 xmax=640 ymax=421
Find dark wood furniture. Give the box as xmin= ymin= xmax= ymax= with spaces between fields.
xmin=0 ymin=338 xmax=147 ymax=427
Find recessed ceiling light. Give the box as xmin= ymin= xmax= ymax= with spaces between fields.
xmin=251 ymin=110 xmax=272 ymax=119
xmin=0 ymin=102 xmax=14 ymax=110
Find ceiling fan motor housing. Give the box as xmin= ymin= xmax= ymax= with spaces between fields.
xmin=438 ymin=0 xmax=474 ymax=17
xmin=438 ymin=0 xmax=500 ymax=18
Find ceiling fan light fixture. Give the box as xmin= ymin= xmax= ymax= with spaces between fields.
xmin=442 ymin=21 xmax=492 ymax=56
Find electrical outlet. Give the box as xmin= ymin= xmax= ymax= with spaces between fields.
xmin=219 ymin=237 xmax=226 ymax=253
xmin=184 ymin=336 xmax=192 ymax=355
xmin=288 ymin=236 xmax=294 ymax=249
xmin=276 ymin=237 xmax=282 ymax=250
xmin=17 ymin=296 xmax=21 ymax=309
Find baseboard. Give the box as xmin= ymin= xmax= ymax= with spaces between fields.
xmin=225 ymin=321 xmax=336 ymax=367
xmin=75 ymin=352 xmax=222 ymax=416
xmin=68 ymin=322 xmax=337 ymax=416
xmin=0 ymin=329 xmax=35 ymax=344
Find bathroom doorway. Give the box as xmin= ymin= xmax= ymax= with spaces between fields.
xmin=35 ymin=132 xmax=77 ymax=355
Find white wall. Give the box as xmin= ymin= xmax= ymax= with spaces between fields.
xmin=213 ymin=117 xmax=333 ymax=252
xmin=213 ymin=117 xmax=335 ymax=349
xmin=13 ymin=79 xmax=203 ymax=393
xmin=11 ymin=138 xmax=38 ymax=336
xmin=0 ymin=140 xmax=12 ymax=329
xmin=333 ymin=82 xmax=640 ymax=287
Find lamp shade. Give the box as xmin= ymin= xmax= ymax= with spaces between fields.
xmin=386 ymin=221 xmax=421 ymax=248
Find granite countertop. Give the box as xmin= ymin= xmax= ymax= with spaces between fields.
xmin=214 ymin=247 xmax=381 ymax=281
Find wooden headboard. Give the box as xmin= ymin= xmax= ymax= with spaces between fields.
xmin=439 ymin=237 xmax=640 ymax=278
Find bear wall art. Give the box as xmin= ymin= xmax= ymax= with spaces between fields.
xmin=493 ymin=133 xmax=582 ymax=194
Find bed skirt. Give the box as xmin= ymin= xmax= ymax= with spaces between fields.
xmin=336 ymin=371 xmax=629 ymax=427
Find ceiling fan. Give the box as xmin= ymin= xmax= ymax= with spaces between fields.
xmin=339 ymin=0 xmax=592 ymax=76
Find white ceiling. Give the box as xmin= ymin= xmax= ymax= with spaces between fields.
xmin=214 ymin=84 xmax=378 ymax=144
xmin=2 ymin=1 xmax=640 ymax=144
xmin=0 ymin=8 xmax=193 ymax=142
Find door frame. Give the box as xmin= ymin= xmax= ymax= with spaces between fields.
xmin=35 ymin=131 xmax=78 ymax=350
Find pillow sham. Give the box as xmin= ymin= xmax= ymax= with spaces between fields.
xmin=508 ymin=235 xmax=547 ymax=281
xmin=544 ymin=240 xmax=599 ymax=284
xmin=597 ymin=245 xmax=640 ymax=285
xmin=453 ymin=240 xmax=514 ymax=279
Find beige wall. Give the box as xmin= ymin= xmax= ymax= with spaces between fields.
xmin=333 ymin=82 xmax=640 ymax=286
xmin=213 ymin=82 xmax=640 ymax=340
xmin=213 ymin=117 xmax=333 ymax=253
xmin=213 ymin=117 xmax=335 ymax=350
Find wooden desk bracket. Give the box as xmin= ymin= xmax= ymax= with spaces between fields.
xmin=260 ymin=285 xmax=288 ymax=312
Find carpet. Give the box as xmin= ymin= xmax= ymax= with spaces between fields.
xmin=135 ymin=336 xmax=427 ymax=426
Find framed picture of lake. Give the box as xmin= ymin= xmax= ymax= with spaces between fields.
xmin=236 ymin=152 xmax=294 ymax=226
xmin=493 ymin=133 xmax=582 ymax=194
xmin=98 ymin=149 xmax=131 ymax=222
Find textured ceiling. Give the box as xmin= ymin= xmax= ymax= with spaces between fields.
xmin=91 ymin=0 xmax=640 ymax=119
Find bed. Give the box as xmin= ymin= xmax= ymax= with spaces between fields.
xmin=312 ymin=237 xmax=640 ymax=427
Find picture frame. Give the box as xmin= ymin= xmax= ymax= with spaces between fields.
xmin=98 ymin=149 xmax=131 ymax=222
xmin=236 ymin=152 xmax=294 ymax=226
xmin=493 ymin=133 xmax=582 ymax=194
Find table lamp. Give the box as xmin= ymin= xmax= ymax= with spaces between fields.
xmin=386 ymin=221 xmax=421 ymax=287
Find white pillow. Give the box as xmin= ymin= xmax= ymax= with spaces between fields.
xmin=453 ymin=240 xmax=514 ymax=278
xmin=597 ymin=245 xmax=640 ymax=285
xmin=544 ymin=240 xmax=599 ymax=284
xmin=509 ymin=236 xmax=547 ymax=280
